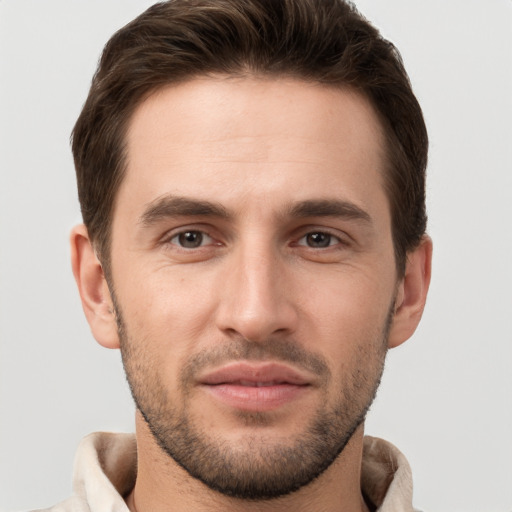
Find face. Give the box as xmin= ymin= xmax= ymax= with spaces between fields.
xmin=109 ymin=77 xmax=399 ymax=499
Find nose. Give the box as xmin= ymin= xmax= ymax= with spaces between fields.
xmin=215 ymin=242 xmax=298 ymax=342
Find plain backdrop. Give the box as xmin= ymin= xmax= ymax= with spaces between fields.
xmin=1 ymin=1 xmax=511 ymax=511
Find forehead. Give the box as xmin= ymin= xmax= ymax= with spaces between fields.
xmin=119 ymin=76 xmax=388 ymax=219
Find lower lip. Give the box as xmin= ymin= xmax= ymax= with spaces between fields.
xmin=202 ymin=383 xmax=309 ymax=412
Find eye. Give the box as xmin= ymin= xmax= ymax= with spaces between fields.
xmin=169 ymin=230 xmax=213 ymax=249
xmin=298 ymin=232 xmax=340 ymax=248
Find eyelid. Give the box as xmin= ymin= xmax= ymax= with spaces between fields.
xmin=169 ymin=230 xmax=213 ymax=248
xmin=292 ymin=226 xmax=352 ymax=247
xmin=160 ymin=224 xmax=220 ymax=247
xmin=296 ymin=233 xmax=341 ymax=247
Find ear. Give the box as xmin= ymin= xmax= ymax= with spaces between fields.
xmin=388 ymin=235 xmax=432 ymax=349
xmin=70 ymin=224 xmax=120 ymax=349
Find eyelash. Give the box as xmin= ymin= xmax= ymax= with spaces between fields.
xmin=295 ymin=231 xmax=345 ymax=249
xmin=163 ymin=227 xmax=348 ymax=251
xmin=168 ymin=230 xmax=215 ymax=249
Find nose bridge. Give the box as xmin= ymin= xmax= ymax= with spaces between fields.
xmin=240 ymin=239 xmax=278 ymax=308
xmin=217 ymin=235 xmax=296 ymax=341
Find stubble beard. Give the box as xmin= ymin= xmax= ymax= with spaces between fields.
xmin=116 ymin=301 xmax=391 ymax=501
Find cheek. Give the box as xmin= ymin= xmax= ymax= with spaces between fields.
xmin=118 ymin=263 xmax=183 ymax=313
xmin=299 ymin=271 xmax=394 ymax=362
xmin=116 ymin=267 xmax=219 ymax=358
xmin=303 ymin=267 xmax=394 ymax=323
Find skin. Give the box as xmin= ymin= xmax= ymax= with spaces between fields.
xmin=71 ymin=76 xmax=432 ymax=512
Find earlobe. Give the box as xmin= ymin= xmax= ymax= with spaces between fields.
xmin=388 ymin=235 xmax=432 ymax=349
xmin=70 ymin=224 xmax=120 ymax=349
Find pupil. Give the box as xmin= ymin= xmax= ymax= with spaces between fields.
xmin=307 ymin=232 xmax=330 ymax=248
xmin=179 ymin=231 xmax=202 ymax=248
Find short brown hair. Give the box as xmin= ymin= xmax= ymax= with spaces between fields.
xmin=72 ymin=0 xmax=428 ymax=275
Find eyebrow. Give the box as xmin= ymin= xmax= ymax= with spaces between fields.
xmin=139 ymin=195 xmax=372 ymax=226
xmin=140 ymin=195 xmax=230 ymax=226
xmin=287 ymin=199 xmax=372 ymax=224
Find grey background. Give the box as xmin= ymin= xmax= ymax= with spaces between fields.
xmin=1 ymin=1 xmax=511 ymax=510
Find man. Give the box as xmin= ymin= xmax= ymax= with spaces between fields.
xmin=43 ymin=0 xmax=432 ymax=510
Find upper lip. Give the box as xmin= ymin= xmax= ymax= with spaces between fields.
xmin=198 ymin=362 xmax=312 ymax=386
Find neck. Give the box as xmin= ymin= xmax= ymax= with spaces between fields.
xmin=126 ymin=412 xmax=370 ymax=512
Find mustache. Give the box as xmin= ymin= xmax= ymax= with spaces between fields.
xmin=180 ymin=337 xmax=331 ymax=385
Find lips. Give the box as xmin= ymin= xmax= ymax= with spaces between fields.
xmin=228 ymin=380 xmax=288 ymax=387
xmin=198 ymin=362 xmax=312 ymax=412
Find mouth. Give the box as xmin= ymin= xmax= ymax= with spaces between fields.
xmin=197 ymin=362 xmax=312 ymax=412
xmin=222 ymin=380 xmax=294 ymax=387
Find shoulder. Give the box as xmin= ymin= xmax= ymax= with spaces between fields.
xmin=28 ymin=495 xmax=89 ymax=512
xmin=26 ymin=432 xmax=136 ymax=512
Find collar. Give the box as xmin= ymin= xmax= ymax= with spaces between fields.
xmin=70 ymin=432 xmax=415 ymax=511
